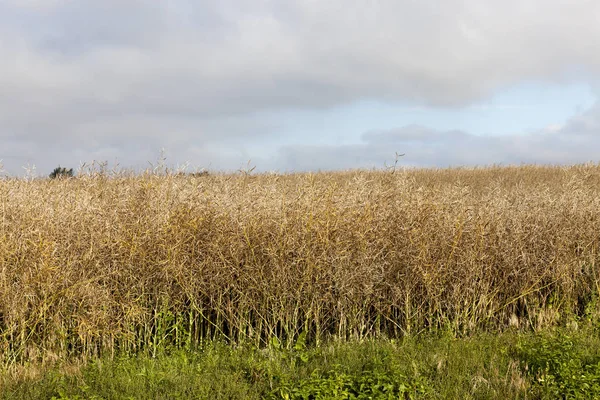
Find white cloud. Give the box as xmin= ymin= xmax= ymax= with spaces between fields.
xmin=2 ymin=0 xmax=600 ymax=112
xmin=1 ymin=0 xmax=600 ymax=173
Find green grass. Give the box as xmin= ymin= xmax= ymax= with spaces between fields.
xmin=4 ymin=328 xmax=600 ymax=399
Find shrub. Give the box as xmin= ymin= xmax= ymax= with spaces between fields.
xmin=514 ymin=332 xmax=600 ymax=398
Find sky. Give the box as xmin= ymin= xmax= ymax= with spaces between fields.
xmin=1 ymin=0 xmax=599 ymax=176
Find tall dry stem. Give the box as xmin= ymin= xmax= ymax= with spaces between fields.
xmin=0 ymin=164 xmax=599 ymax=362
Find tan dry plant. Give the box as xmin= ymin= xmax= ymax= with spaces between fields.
xmin=0 ymin=164 xmax=599 ymax=363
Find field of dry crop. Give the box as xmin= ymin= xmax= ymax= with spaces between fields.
xmin=1 ymin=164 xmax=599 ymax=364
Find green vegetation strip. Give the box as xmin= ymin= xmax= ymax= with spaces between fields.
xmin=3 ymin=328 xmax=600 ymax=399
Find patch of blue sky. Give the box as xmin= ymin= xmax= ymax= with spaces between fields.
xmin=254 ymin=81 xmax=596 ymax=153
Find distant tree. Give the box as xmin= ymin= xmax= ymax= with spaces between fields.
xmin=189 ymin=171 xmax=209 ymax=177
xmin=174 ymin=170 xmax=209 ymax=178
xmin=49 ymin=166 xmax=74 ymax=179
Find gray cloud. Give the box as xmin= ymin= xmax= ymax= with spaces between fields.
xmin=3 ymin=0 xmax=600 ymax=113
xmin=1 ymin=1 xmax=600 ymax=174
xmin=272 ymin=102 xmax=600 ymax=171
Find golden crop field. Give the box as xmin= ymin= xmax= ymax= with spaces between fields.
xmin=1 ymin=164 xmax=599 ymax=363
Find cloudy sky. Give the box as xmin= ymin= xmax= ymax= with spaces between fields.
xmin=1 ymin=0 xmax=599 ymax=175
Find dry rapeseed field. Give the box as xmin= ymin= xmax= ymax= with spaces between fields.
xmin=1 ymin=164 xmax=599 ymax=363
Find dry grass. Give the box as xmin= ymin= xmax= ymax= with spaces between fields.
xmin=1 ymin=164 xmax=600 ymax=363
